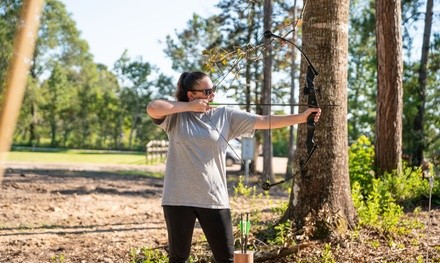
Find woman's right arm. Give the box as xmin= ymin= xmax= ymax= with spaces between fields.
xmin=146 ymin=99 xmax=210 ymax=120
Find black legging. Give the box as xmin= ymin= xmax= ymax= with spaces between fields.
xmin=163 ymin=205 xmax=234 ymax=263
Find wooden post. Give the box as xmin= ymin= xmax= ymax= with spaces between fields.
xmin=0 ymin=0 xmax=45 ymax=181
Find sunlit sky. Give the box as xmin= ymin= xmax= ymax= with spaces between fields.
xmin=62 ymin=0 xmax=219 ymax=79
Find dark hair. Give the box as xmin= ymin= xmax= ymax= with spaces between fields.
xmin=175 ymin=71 xmax=208 ymax=102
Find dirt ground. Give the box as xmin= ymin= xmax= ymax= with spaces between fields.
xmin=1 ymin=163 xmax=439 ymax=262
xmin=0 ymin=163 xmax=289 ymax=262
xmin=0 ymin=167 xmax=168 ymax=262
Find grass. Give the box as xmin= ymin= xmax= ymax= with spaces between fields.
xmin=6 ymin=148 xmax=148 ymax=165
xmin=6 ymin=148 xmax=165 ymax=178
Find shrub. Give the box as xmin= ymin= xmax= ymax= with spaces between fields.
xmin=348 ymin=135 xmax=432 ymax=233
xmin=349 ymin=135 xmax=375 ymax=195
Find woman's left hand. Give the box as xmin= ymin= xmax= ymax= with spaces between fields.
xmin=305 ymin=108 xmax=321 ymax=123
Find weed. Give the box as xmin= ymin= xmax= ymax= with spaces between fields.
xmin=233 ymin=175 xmax=259 ymax=198
xmin=50 ymin=254 xmax=65 ymax=263
xmin=266 ymin=219 xmax=295 ymax=247
xmin=129 ymin=247 xmax=168 ymax=263
xmin=321 ymin=243 xmax=336 ymax=263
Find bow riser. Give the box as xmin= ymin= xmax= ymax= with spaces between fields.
xmin=304 ymin=65 xmax=319 ymax=154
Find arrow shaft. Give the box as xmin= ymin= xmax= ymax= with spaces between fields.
xmin=210 ymin=102 xmax=306 ymax=107
xmin=209 ymin=102 xmax=337 ymax=107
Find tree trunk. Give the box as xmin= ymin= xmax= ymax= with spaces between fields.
xmin=262 ymin=0 xmax=273 ymax=182
xmin=245 ymin=1 xmax=256 ymax=173
xmin=375 ymin=0 xmax=403 ymax=174
xmin=253 ymin=29 xmax=263 ymax=174
xmin=28 ymin=67 xmax=38 ymax=146
xmin=282 ymin=0 xmax=356 ymax=238
xmin=28 ymin=102 xmax=37 ymax=146
xmin=412 ymin=0 xmax=433 ymax=167
xmin=286 ymin=2 xmax=299 ymax=179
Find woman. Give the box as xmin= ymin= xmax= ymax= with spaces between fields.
xmin=146 ymin=71 xmax=321 ymax=263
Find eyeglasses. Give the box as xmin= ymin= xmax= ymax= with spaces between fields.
xmin=189 ymin=86 xmax=217 ymax=96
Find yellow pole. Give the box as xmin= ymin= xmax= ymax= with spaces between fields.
xmin=0 ymin=0 xmax=45 ymax=182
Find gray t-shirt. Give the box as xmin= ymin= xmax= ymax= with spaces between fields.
xmin=156 ymin=107 xmax=256 ymax=209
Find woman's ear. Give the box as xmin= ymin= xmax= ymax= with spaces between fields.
xmin=187 ymin=91 xmax=195 ymax=101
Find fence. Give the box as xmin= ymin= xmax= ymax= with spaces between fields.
xmin=145 ymin=140 xmax=168 ymax=164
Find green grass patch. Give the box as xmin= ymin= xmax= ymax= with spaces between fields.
xmin=7 ymin=149 xmax=147 ymax=165
xmin=113 ymin=170 xmax=164 ymax=179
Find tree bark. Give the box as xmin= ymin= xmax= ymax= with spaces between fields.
xmin=262 ymin=0 xmax=274 ymax=182
xmin=412 ymin=0 xmax=433 ymax=166
xmin=245 ymin=1 xmax=257 ymax=173
xmin=375 ymin=0 xmax=403 ymax=174
xmin=0 ymin=0 xmax=44 ymax=179
xmin=286 ymin=1 xmax=299 ymax=179
xmin=282 ymin=0 xmax=356 ymax=238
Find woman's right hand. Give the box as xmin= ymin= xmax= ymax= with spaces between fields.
xmin=189 ymin=99 xmax=212 ymax=112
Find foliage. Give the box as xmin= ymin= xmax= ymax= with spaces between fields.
xmin=347 ymin=0 xmax=440 ymax=163
xmin=349 ymin=135 xmax=435 ymax=234
xmin=1 ymin=0 xmax=171 ymax=151
xmin=402 ymin=2 xmax=440 ymax=166
xmin=320 ymin=243 xmax=336 ymax=263
xmin=432 ymin=176 xmax=440 ymax=206
xmin=348 ymin=135 xmax=375 ymax=195
xmin=2 ymin=0 xmax=440 ymax=261
xmin=2 ymin=0 xmax=438 ymax=158
xmin=266 ymin=219 xmax=295 ymax=247
xmin=271 ymin=200 xmax=289 ymax=216
xmin=233 ymin=175 xmax=260 ymax=198
xmin=402 ymin=34 xmax=440 ymax=166
xmin=50 ymin=254 xmax=65 ymax=263
xmin=164 ymin=14 xmax=222 ymax=74
xmin=129 ymin=247 xmax=168 ymax=263
xmin=382 ymin=166 xmax=431 ymax=206
xmin=272 ymin=126 xmax=290 ymax=157
xmin=0 ymin=0 xmax=20 ymax=98
xmin=347 ymin=0 xmax=377 ymax=142
xmin=352 ymin=179 xmax=405 ymax=233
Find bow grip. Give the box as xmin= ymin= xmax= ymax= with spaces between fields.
xmin=306 ymin=113 xmax=316 ymax=154
xmin=307 ymin=112 xmax=316 ymax=128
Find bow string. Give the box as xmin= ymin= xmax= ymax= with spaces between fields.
xmin=204 ymin=7 xmax=320 ymax=190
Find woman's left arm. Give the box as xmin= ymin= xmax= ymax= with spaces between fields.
xmin=254 ymin=108 xmax=321 ymax=130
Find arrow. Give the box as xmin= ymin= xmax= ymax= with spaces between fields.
xmin=239 ymin=213 xmax=251 ymax=254
xmin=209 ymin=102 xmax=338 ymax=107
